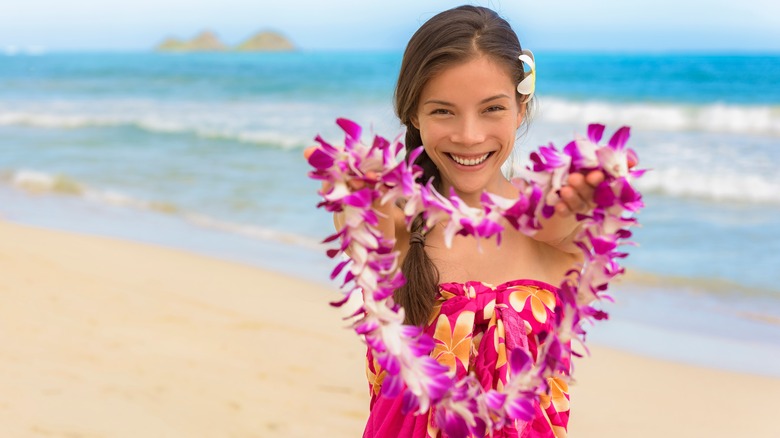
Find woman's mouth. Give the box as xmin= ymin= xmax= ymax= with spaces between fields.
xmin=448 ymin=152 xmax=492 ymax=166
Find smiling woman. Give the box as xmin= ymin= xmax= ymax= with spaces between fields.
xmin=327 ymin=5 xmax=610 ymax=438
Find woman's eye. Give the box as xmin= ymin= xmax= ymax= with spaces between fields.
xmin=485 ymin=105 xmax=506 ymax=112
xmin=430 ymin=108 xmax=451 ymax=115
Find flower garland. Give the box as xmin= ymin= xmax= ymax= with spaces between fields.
xmin=306 ymin=118 xmax=645 ymax=437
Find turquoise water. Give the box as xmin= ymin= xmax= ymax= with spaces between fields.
xmin=2 ymin=51 xmax=780 ymax=365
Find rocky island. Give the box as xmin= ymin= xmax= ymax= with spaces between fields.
xmin=235 ymin=31 xmax=296 ymax=52
xmin=155 ymin=30 xmax=295 ymax=52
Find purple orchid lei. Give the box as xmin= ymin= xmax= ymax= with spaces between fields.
xmin=307 ymin=118 xmax=645 ymax=437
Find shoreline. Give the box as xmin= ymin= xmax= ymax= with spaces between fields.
xmin=2 ymin=185 xmax=779 ymax=379
xmin=1 ymin=219 xmax=779 ymax=437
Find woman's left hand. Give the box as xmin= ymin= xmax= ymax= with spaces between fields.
xmin=554 ymin=170 xmax=605 ymax=217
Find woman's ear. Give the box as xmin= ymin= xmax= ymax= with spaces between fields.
xmin=411 ymin=115 xmax=420 ymax=130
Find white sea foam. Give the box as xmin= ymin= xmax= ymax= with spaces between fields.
xmin=10 ymin=169 xmax=84 ymax=195
xmin=5 ymin=169 xmax=177 ymax=213
xmin=2 ymin=97 xmax=779 ymax=141
xmin=537 ymin=98 xmax=780 ymax=136
xmin=2 ymin=168 xmax=323 ymax=248
xmin=184 ymin=214 xmax=322 ymax=250
xmin=0 ymin=99 xmax=352 ymax=149
xmin=635 ymin=167 xmax=780 ymax=204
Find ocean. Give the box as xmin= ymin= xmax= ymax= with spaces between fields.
xmin=2 ymin=51 xmax=779 ymax=374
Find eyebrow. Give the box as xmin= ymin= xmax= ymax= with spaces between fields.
xmin=422 ymin=94 xmax=511 ymax=106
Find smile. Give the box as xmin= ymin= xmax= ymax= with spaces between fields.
xmin=448 ymin=152 xmax=491 ymax=166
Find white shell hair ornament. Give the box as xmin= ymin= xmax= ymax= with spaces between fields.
xmin=516 ymin=49 xmax=536 ymax=103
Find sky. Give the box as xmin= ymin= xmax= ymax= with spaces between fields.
xmin=1 ymin=0 xmax=778 ymax=53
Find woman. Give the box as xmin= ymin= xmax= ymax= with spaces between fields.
xmin=350 ymin=5 xmax=604 ymax=437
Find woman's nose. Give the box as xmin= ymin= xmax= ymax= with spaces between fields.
xmin=451 ymin=115 xmax=486 ymax=146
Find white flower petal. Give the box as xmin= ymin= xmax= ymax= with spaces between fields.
xmin=516 ymin=76 xmax=534 ymax=95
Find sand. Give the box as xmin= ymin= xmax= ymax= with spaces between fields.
xmin=1 ymin=220 xmax=778 ymax=437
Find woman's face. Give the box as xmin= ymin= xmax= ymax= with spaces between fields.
xmin=413 ymin=55 xmax=524 ymax=198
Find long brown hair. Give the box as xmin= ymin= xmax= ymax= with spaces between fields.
xmin=394 ymin=5 xmax=533 ymax=326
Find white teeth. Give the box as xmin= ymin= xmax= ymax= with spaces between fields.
xmin=450 ymin=153 xmax=490 ymax=166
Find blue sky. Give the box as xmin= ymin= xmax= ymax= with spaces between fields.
xmin=1 ymin=0 xmax=778 ymax=52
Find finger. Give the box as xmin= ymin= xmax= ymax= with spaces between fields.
xmin=347 ymin=179 xmax=366 ymax=190
xmin=555 ymin=200 xmax=573 ymax=217
xmin=559 ymin=186 xmax=588 ymax=214
xmin=566 ymin=173 xmax=596 ymax=208
xmin=585 ymin=170 xmax=605 ymax=187
xmin=364 ymin=170 xmax=379 ymax=182
xmin=567 ymin=172 xmax=585 ymax=189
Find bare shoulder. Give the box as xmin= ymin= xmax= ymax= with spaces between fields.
xmin=534 ymin=238 xmax=583 ymax=284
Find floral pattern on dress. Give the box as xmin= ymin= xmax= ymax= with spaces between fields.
xmin=431 ymin=310 xmax=475 ymax=376
xmin=364 ymin=279 xmax=571 ymax=438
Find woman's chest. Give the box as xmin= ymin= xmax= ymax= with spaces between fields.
xmin=423 ymin=227 xmax=549 ymax=284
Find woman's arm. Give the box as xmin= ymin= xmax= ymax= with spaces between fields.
xmin=530 ymin=170 xmax=604 ymax=254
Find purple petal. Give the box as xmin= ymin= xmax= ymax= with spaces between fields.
xmin=343 ymin=189 xmax=373 ymax=208
xmin=588 ymin=124 xmax=605 ymax=143
xmin=407 ymin=146 xmax=424 ymax=165
xmin=476 ymin=219 xmax=503 ymax=238
xmin=563 ymin=140 xmax=582 ymax=167
xmin=401 ymin=389 xmax=420 ymax=414
xmin=631 ymin=168 xmax=649 ymax=178
xmin=421 ymin=357 xmax=450 ymax=376
xmin=593 ymin=182 xmax=616 ymax=208
xmin=615 ymin=229 xmax=633 ymax=239
xmin=400 ymin=324 xmax=423 ymax=338
xmin=336 ymin=117 xmax=362 ymax=141
xmin=618 ymin=179 xmax=643 ymax=210
xmin=608 ymin=126 xmax=631 ymax=150
xmin=344 ymin=305 xmax=366 ymax=319
xmin=321 ymin=229 xmax=345 ymax=244
xmin=543 ymin=337 xmax=564 ymax=371
xmin=426 ymin=373 xmax=452 ymax=401
xmin=330 ymin=259 xmax=350 ymax=279
xmin=307 ymin=148 xmax=334 ymax=170
xmin=329 ymin=294 xmax=350 ymax=307
xmin=438 ymin=410 xmax=470 ymax=438
xmin=355 ymin=320 xmax=379 ymax=335
xmin=365 ymin=335 xmax=386 ymax=352
xmin=372 ymin=134 xmax=389 ymax=152
xmin=506 ymin=397 xmax=535 ymax=421
xmin=381 ymin=373 xmax=403 ymax=398
xmin=410 ymin=335 xmax=435 ymax=357
xmin=591 ymin=236 xmax=617 ymax=254
xmin=378 ymin=353 xmax=401 ymax=375
xmin=485 ymin=390 xmax=507 ymax=410
xmin=509 ymin=348 xmax=532 ymax=376
xmin=542 ymin=204 xmax=556 ymax=219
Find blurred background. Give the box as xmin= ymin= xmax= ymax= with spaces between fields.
xmin=1 ymin=0 xmax=779 ymax=375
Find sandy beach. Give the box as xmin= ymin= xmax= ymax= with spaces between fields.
xmin=1 ymin=219 xmax=778 ymax=437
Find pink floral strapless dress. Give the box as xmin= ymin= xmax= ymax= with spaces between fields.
xmin=363 ymin=279 xmax=571 ymax=438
